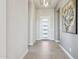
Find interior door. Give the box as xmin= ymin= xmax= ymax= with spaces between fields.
xmin=40 ymin=16 xmax=51 ymax=40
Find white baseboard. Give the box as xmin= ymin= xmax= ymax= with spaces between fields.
xmin=59 ymin=44 xmax=74 ymax=59
xmin=55 ymin=40 xmax=60 ymax=43
xmin=36 ymin=39 xmax=40 ymax=40
xmin=29 ymin=40 xmax=36 ymax=46
xmin=20 ymin=49 xmax=28 ymax=59
xmin=29 ymin=42 xmax=33 ymax=46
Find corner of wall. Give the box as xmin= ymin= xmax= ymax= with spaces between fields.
xmin=20 ymin=48 xmax=28 ymax=59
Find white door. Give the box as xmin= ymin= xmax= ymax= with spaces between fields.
xmin=40 ymin=16 xmax=51 ymax=40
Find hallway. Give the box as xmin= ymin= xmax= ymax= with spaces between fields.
xmin=0 ymin=0 xmax=78 ymax=59
xmin=23 ymin=40 xmax=69 ymax=59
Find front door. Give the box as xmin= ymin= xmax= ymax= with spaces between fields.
xmin=40 ymin=16 xmax=51 ymax=40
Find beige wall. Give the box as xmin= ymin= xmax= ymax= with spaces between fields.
xmin=0 ymin=0 xmax=6 ymax=59
xmin=6 ymin=0 xmax=29 ymax=59
xmin=28 ymin=1 xmax=36 ymax=45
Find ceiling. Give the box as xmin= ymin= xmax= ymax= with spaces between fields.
xmin=30 ymin=0 xmax=59 ymax=9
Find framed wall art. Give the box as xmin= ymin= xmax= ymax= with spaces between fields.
xmin=62 ymin=0 xmax=77 ymax=34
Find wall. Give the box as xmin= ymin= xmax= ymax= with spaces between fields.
xmin=55 ymin=0 xmax=78 ymax=59
xmin=36 ymin=8 xmax=54 ymax=40
xmin=54 ymin=9 xmax=59 ymax=42
xmin=6 ymin=0 xmax=29 ymax=59
xmin=28 ymin=1 xmax=36 ymax=45
xmin=28 ymin=1 xmax=31 ymax=45
xmin=0 ymin=0 xmax=6 ymax=59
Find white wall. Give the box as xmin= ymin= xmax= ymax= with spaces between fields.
xmin=54 ymin=9 xmax=59 ymax=41
xmin=6 ymin=0 xmax=29 ymax=59
xmin=0 ymin=0 xmax=6 ymax=59
xmin=28 ymin=1 xmax=31 ymax=45
xmin=55 ymin=0 xmax=78 ymax=59
xmin=36 ymin=8 xmax=54 ymax=40
xmin=28 ymin=1 xmax=36 ymax=45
